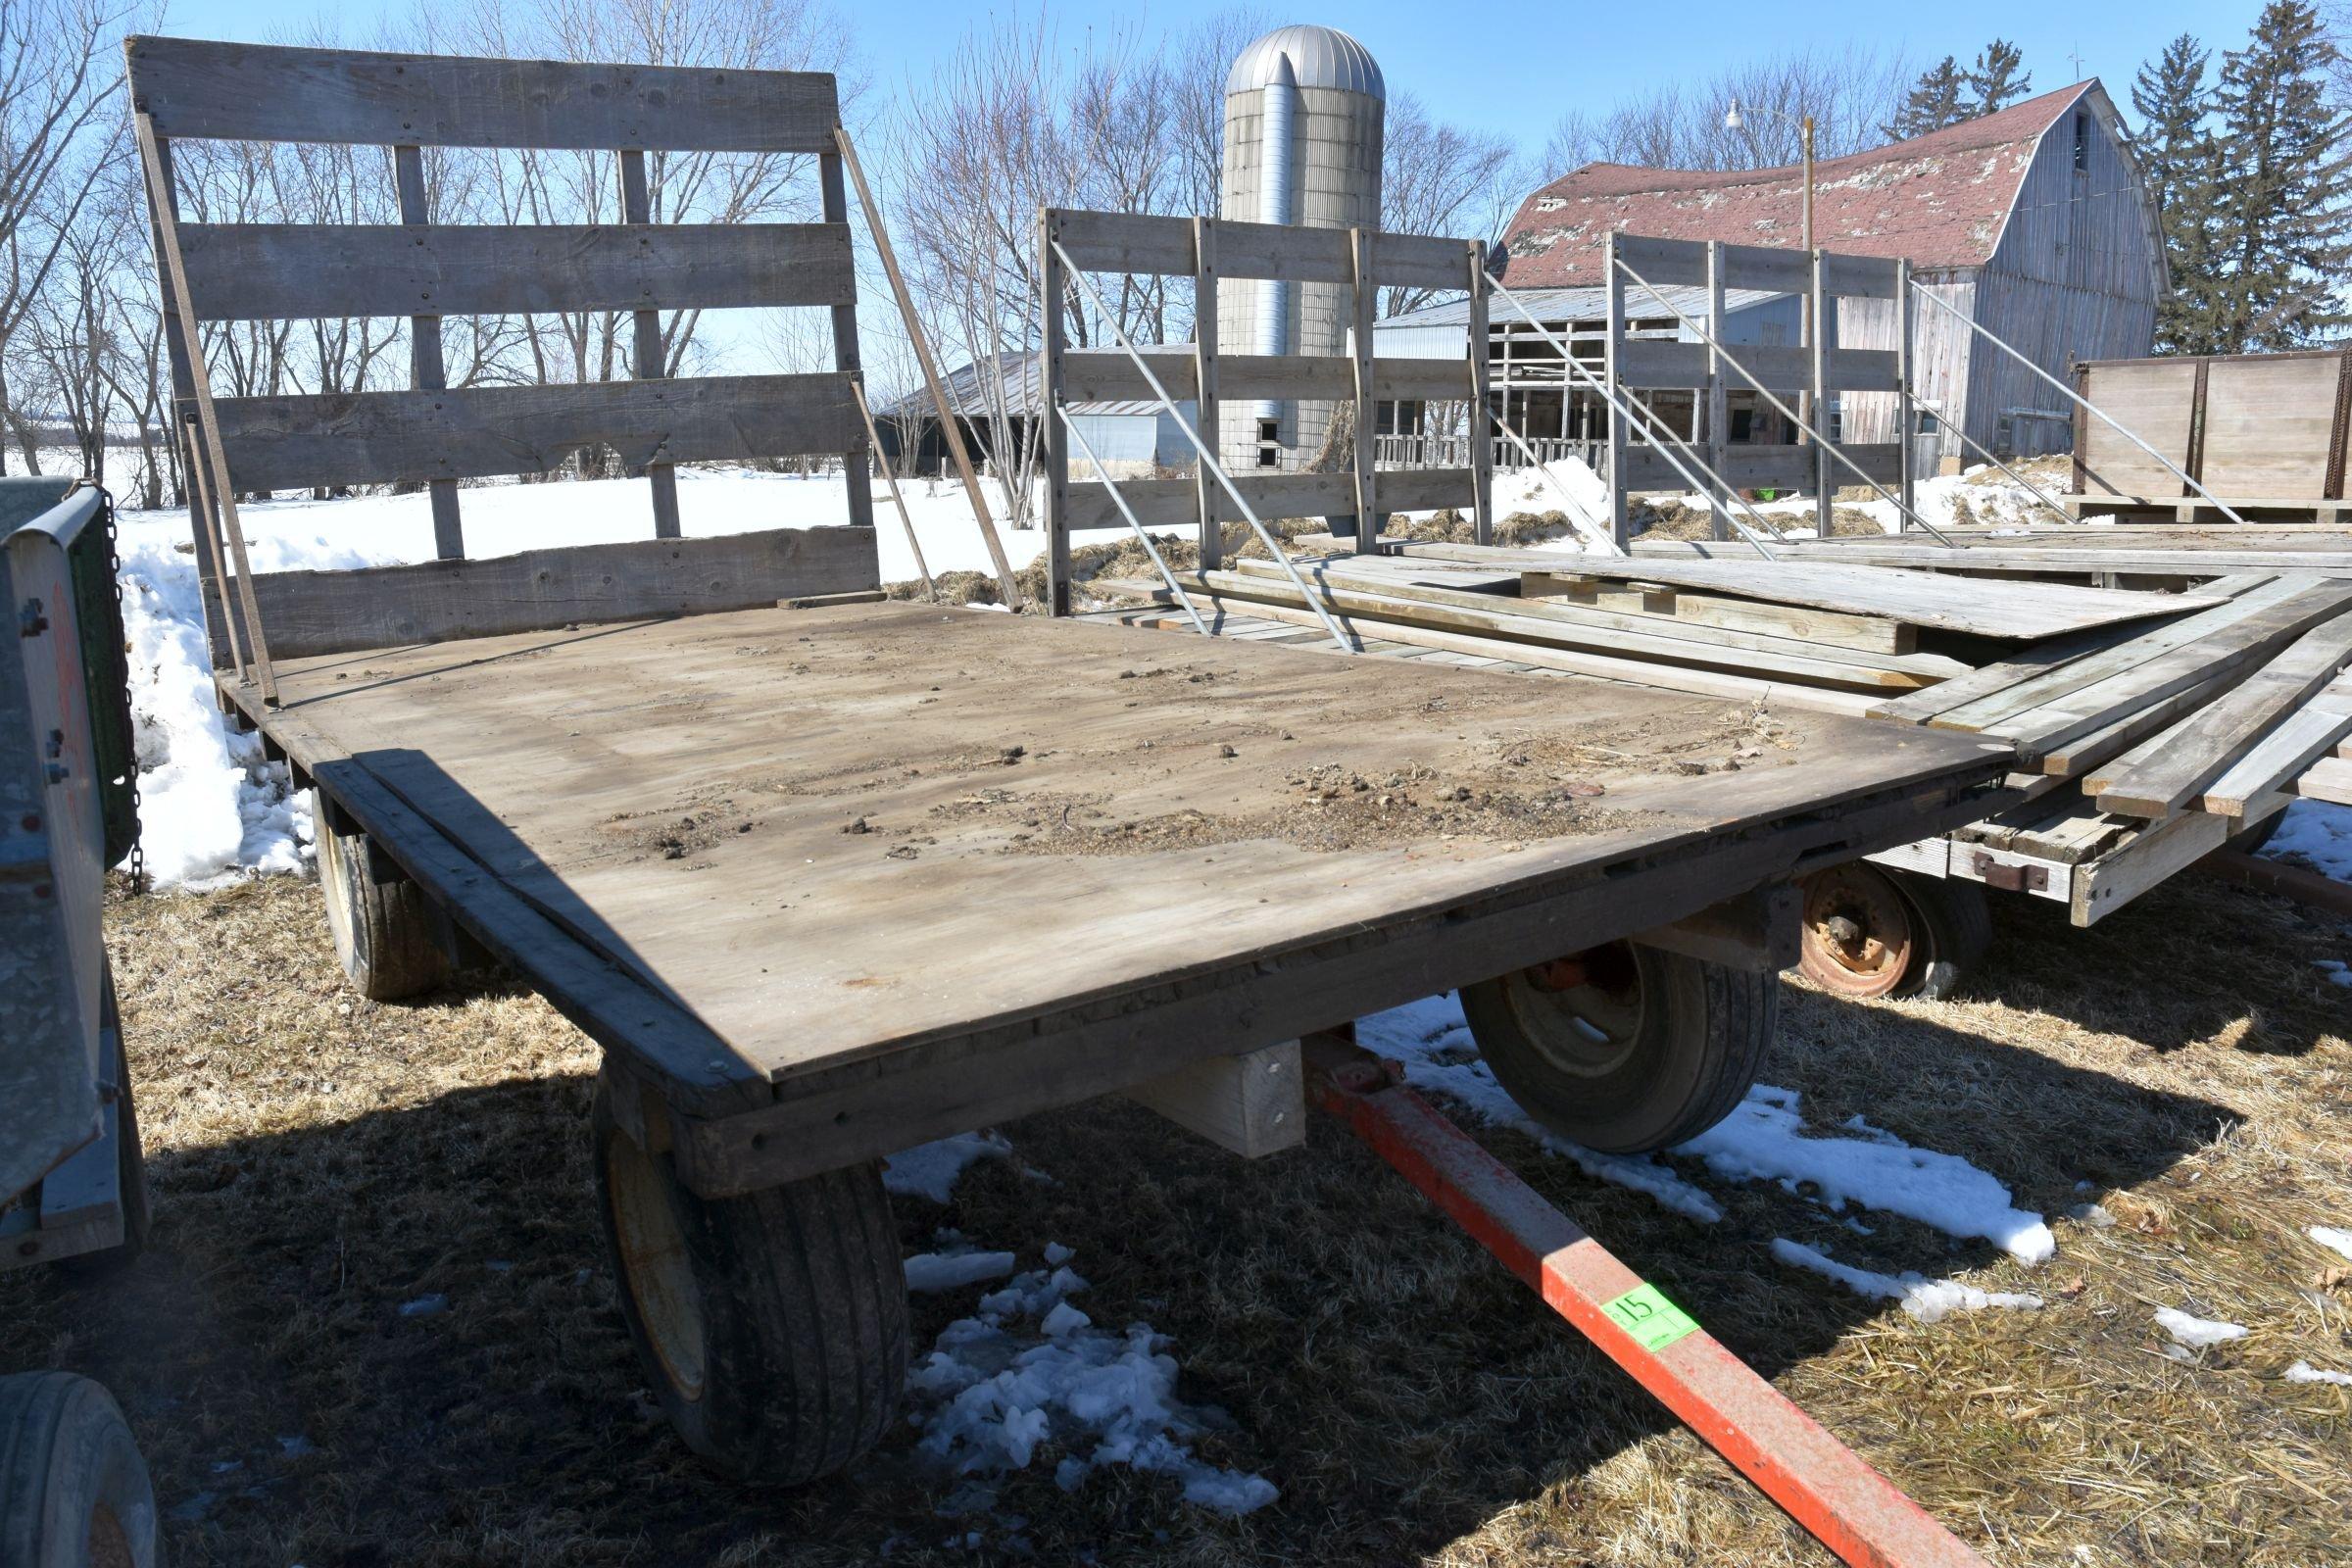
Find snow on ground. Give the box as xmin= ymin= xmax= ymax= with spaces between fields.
xmin=1768 ymin=1240 xmax=2043 ymax=1323
xmin=2266 ymin=801 xmax=2352 ymax=884
xmin=1356 ymin=993 xmax=2055 ymax=1265
xmin=2154 ymin=1307 xmax=2249 ymax=1349
xmin=882 ymin=1131 xmax=1014 ymax=1204
xmin=2309 ymin=1227 xmax=2352 ymax=1265
xmin=903 ymin=1248 xmax=1277 ymax=1515
xmin=905 ymin=1249 xmax=1018 ymax=1293
xmin=1683 ymin=1086 xmax=2056 ymax=1264
xmin=2284 ymin=1361 xmax=2352 ymax=1387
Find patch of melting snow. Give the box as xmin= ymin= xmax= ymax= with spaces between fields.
xmin=905 ymin=1249 xmax=1275 ymax=1514
xmin=2284 ymin=1361 xmax=2352 ymax=1387
xmin=883 ymin=1131 xmax=1013 ymax=1203
xmin=2313 ymin=959 xmax=2352 ymax=988
xmin=1358 ymin=995 xmax=2055 ymax=1264
xmin=905 ymin=1249 xmax=1018 ymax=1293
xmin=1770 ymin=1240 xmax=2043 ymax=1322
xmin=2154 ymin=1306 xmax=2248 ymax=1349
xmin=2308 ymin=1226 xmax=2352 ymax=1264
xmin=396 ymin=1294 xmax=448 ymax=1317
xmin=2264 ymin=800 xmax=2352 ymax=884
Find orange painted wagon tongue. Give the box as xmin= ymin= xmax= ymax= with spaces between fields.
xmin=1526 ymin=955 xmax=1591 ymax=992
xmin=1305 ymin=1034 xmax=1994 ymax=1568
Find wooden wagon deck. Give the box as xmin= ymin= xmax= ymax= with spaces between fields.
xmin=226 ymin=600 xmax=2009 ymax=1189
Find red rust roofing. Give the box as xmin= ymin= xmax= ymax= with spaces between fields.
xmin=1496 ymin=82 xmax=2093 ymax=287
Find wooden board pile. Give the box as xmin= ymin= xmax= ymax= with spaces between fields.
xmin=1630 ymin=528 xmax=2352 ymax=582
xmin=1103 ymin=550 xmax=2227 ymax=719
xmin=1870 ymin=571 xmax=2352 ymax=827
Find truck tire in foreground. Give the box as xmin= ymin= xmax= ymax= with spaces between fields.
xmin=310 ymin=789 xmax=452 ymax=1002
xmin=591 ymin=1073 xmax=909 ymax=1484
xmin=1462 ymin=943 xmax=1776 ymax=1153
xmin=0 ymin=1371 xmax=159 ymax=1568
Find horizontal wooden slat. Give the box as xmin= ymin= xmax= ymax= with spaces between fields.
xmin=1619 ymin=442 xmax=1899 ymax=492
xmin=1610 ymin=233 xmax=1708 ymax=288
xmin=1825 ymin=348 xmax=1900 ymax=392
xmin=1047 ymin=208 xmax=1472 ymax=286
xmin=178 ymin=221 xmax=853 ymax=321
xmin=215 ymin=372 xmax=858 ymax=491
xmin=1820 ymin=253 xmax=1900 ymax=299
xmin=1715 ymin=242 xmax=1812 ymax=294
xmin=1063 ymin=467 xmax=1476 ymax=532
xmin=213 ymin=525 xmax=879 ymax=658
xmin=1063 ymin=350 xmax=1471 ymax=405
xmin=126 ymin=35 xmax=839 ymax=151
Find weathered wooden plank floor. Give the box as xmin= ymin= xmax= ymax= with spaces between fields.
xmin=256 ymin=602 xmax=2003 ymax=1087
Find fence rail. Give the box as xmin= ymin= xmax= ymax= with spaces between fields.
xmin=1374 ymin=434 xmax=1601 ymax=473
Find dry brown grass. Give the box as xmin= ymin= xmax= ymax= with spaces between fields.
xmin=4 ymin=868 xmax=2348 ymax=1566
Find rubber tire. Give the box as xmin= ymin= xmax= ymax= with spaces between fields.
xmin=0 ymin=1372 xmax=160 ymax=1568
xmin=1461 ymin=945 xmax=1778 ymax=1153
xmin=310 ymin=788 xmax=451 ymax=1002
xmin=1891 ymin=874 xmax=1992 ymax=1002
xmin=591 ymin=1075 xmax=908 ymax=1484
xmin=60 ymin=966 xmax=148 ymax=1280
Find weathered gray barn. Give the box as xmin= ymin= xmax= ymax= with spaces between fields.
xmin=1493 ymin=80 xmax=2167 ymax=464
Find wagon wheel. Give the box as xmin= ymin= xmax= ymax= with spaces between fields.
xmin=1797 ymin=863 xmax=1919 ymax=1000
xmin=1461 ymin=941 xmax=1777 ymax=1153
xmin=1893 ymin=873 xmax=1991 ymax=1002
xmin=309 ymin=789 xmax=452 ymax=1002
xmin=0 ymin=1372 xmax=160 ymax=1568
xmin=591 ymin=1071 xmax=909 ymax=1484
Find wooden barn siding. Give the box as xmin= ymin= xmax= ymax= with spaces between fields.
xmin=1838 ymin=277 xmax=1974 ymax=457
xmin=1969 ymin=94 xmax=2162 ymax=459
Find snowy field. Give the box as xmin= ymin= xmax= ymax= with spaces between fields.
xmin=114 ymin=464 xmax=2352 ymax=890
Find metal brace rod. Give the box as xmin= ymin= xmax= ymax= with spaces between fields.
xmin=1481 ymin=402 xmax=1622 ymax=555
xmin=1911 ymin=397 xmax=2073 ymax=522
xmin=1052 ymin=239 xmax=1354 ymax=655
xmin=1493 ymin=279 xmax=1787 ymax=560
xmin=1613 ymin=256 xmax=1959 ymax=547
xmin=1055 ymin=407 xmax=1209 ymax=637
xmin=1907 ymin=278 xmax=2248 ymax=526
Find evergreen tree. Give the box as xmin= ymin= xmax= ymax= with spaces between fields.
xmin=2133 ymin=35 xmax=2231 ymax=352
xmin=2214 ymin=0 xmax=2352 ymax=348
xmin=1887 ymin=56 xmax=1969 ymax=137
xmin=1966 ymin=39 xmax=2034 ymax=116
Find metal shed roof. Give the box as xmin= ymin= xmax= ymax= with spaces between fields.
xmin=877 ymin=350 xmax=1174 ymax=421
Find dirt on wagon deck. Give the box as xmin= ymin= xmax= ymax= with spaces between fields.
xmin=5 ymin=869 xmax=2348 ymax=1567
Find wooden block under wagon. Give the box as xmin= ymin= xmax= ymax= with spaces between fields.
xmin=1124 ymin=1040 xmax=1305 ymax=1158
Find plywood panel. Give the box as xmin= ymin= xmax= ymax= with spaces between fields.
xmin=2078 ymin=360 xmax=2197 ymax=496
xmin=2200 ymin=356 xmax=2342 ymax=496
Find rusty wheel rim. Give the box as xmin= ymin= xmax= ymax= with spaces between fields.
xmin=1798 ymin=864 xmax=1916 ymax=999
xmin=607 ymin=1131 xmax=708 ymax=1402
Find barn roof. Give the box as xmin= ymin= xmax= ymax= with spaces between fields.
xmin=877 ymin=350 xmax=1177 ymax=422
xmin=1495 ymin=81 xmax=2100 ymax=289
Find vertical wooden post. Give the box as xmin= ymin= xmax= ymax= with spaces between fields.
xmin=612 ymin=148 xmax=677 ymax=540
xmin=1810 ymin=246 xmax=1831 ymax=537
xmin=817 ymin=146 xmax=875 ymax=543
xmin=1349 ymin=226 xmax=1379 ymax=556
xmin=1895 ymin=258 xmax=1916 ymax=533
xmin=1603 ymin=233 xmax=1629 ymax=550
xmin=1466 ymin=240 xmax=1494 ymax=547
xmin=138 ymin=125 xmax=243 ymax=677
xmin=832 ymin=128 xmax=1018 ymax=606
xmin=132 ymin=106 xmax=276 ymax=704
xmin=1193 ymin=217 xmax=1221 ymax=570
xmin=1040 ymin=209 xmax=1072 ymax=615
xmin=398 ymin=145 xmax=466 ymax=558
xmin=1705 ymin=240 xmax=1729 ymax=541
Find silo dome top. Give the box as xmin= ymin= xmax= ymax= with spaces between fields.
xmin=1225 ymin=24 xmax=1385 ymax=100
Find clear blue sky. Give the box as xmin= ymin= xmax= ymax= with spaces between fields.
xmin=155 ymin=0 xmax=2268 ymax=155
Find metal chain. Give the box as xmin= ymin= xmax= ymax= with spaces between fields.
xmin=95 ymin=482 xmax=147 ymax=896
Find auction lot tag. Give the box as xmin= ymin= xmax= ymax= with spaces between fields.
xmin=1601 ymin=1282 xmax=1700 ymax=1351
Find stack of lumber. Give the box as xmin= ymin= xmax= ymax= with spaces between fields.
xmin=1868 ymin=571 xmax=2352 ymax=847
xmin=1627 ymin=529 xmax=2352 ymax=582
xmin=1102 ymin=551 xmax=2230 ymax=719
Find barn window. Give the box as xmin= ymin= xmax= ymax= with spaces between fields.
xmin=2073 ymin=112 xmax=2089 ymax=172
xmin=1256 ymin=417 xmax=1281 ymax=466
xmin=1730 ymin=408 xmax=1754 ymax=442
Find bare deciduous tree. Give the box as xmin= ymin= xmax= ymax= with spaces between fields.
xmin=1541 ymin=47 xmax=1911 ymax=178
